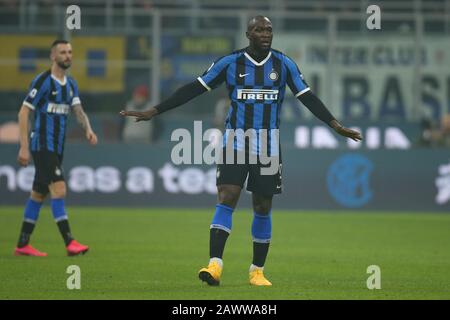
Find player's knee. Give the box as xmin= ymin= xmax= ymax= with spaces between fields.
xmin=252 ymin=194 xmax=272 ymax=215
xmin=51 ymin=190 xmax=66 ymax=198
xmin=30 ymin=191 xmax=46 ymax=202
xmin=219 ymin=192 xmax=239 ymax=208
xmin=217 ymin=185 xmax=241 ymax=208
xmin=53 ymin=188 xmax=66 ymax=198
xmin=253 ymin=203 xmax=271 ymax=215
xmin=49 ymin=182 xmax=66 ymax=198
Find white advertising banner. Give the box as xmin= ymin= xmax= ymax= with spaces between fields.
xmin=267 ymin=34 xmax=450 ymax=121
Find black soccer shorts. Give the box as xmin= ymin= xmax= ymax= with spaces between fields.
xmin=31 ymin=151 xmax=65 ymax=195
xmin=215 ymin=148 xmax=283 ymax=196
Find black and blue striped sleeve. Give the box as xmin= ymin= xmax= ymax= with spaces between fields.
xmin=197 ymin=55 xmax=232 ymax=91
xmin=284 ymin=56 xmax=310 ymax=98
xmin=69 ymin=78 xmax=81 ymax=106
xmin=23 ymin=71 xmax=50 ymax=110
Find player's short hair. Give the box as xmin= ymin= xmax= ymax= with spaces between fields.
xmin=247 ymin=16 xmax=272 ymax=31
xmin=51 ymin=39 xmax=70 ymax=49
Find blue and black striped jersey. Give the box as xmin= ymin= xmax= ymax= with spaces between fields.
xmin=197 ymin=48 xmax=310 ymax=156
xmin=23 ymin=70 xmax=81 ymax=155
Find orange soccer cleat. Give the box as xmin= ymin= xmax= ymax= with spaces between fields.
xmin=249 ymin=268 xmax=272 ymax=286
xmin=14 ymin=245 xmax=48 ymax=257
xmin=198 ymin=260 xmax=223 ymax=286
xmin=66 ymin=240 xmax=89 ymax=256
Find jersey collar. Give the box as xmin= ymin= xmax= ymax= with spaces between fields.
xmin=244 ymin=51 xmax=272 ymax=66
xmin=51 ymin=74 xmax=67 ymax=86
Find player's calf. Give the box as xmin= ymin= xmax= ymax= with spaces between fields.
xmin=250 ymin=211 xmax=272 ymax=286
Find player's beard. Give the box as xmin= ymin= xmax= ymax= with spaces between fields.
xmin=259 ymin=39 xmax=272 ymax=52
xmin=57 ymin=60 xmax=71 ymax=70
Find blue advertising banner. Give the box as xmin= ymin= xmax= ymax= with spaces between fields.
xmin=1 ymin=144 xmax=449 ymax=212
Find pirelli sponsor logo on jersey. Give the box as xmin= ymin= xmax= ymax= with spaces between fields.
xmin=47 ymin=103 xmax=70 ymax=115
xmin=237 ymin=89 xmax=279 ymax=101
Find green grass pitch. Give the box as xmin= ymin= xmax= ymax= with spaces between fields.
xmin=1 ymin=206 xmax=450 ymax=300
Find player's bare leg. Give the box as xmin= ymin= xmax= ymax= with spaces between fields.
xmin=49 ymin=181 xmax=89 ymax=256
xmin=199 ymin=184 xmax=241 ymax=286
xmin=249 ymin=193 xmax=273 ymax=286
xmin=14 ymin=191 xmax=48 ymax=256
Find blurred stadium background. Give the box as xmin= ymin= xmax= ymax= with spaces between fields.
xmin=1 ymin=0 xmax=449 ymax=210
xmin=1 ymin=0 xmax=450 ymax=300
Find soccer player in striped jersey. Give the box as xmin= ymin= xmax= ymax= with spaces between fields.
xmin=15 ymin=40 xmax=98 ymax=257
xmin=121 ymin=16 xmax=362 ymax=286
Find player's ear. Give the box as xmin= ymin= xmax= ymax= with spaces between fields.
xmin=246 ymin=31 xmax=250 ymax=40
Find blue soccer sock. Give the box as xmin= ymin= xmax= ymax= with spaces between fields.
xmin=209 ymin=204 xmax=234 ymax=259
xmin=251 ymin=211 xmax=272 ymax=268
xmin=51 ymin=198 xmax=73 ymax=246
xmin=211 ymin=204 xmax=234 ymax=233
xmin=51 ymin=198 xmax=67 ymax=222
xmin=24 ymin=198 xmax=42 ymax=223
xmin=17 ymin=198 xmax=43 ymax=247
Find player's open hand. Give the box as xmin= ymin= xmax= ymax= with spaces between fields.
xmin=86 ymin=130 xmax=98 ymax=145
xmin=17 ymin=147 xmax=30 ymax=167
xmin=119 ymin=109 xmax=157 ymax=122
xmin=335 ymin=126 xmax=363 ymax=142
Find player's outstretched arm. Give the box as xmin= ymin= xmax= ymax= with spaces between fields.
xmin=298 ymin=91 xmax=362 ymax=142
xmin=73 ymin=104 xmax=98 ymax=145
xmin=329 ymin=119 xmax=363 ymax=142
xmin=300 ymin=92 xmax=363 ymax=142
xmin=120 ymin=80 xmax=207 ymax=122
xmin=119 ymin=108 xmax=157 ymax=122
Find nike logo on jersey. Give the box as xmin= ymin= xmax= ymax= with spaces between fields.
xmin=239 ymin=73 xmax=250 ymax=78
